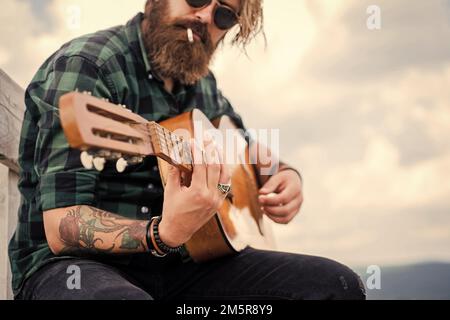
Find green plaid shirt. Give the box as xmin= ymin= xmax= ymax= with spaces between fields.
xmin=8 ymin=13 xmax=246 ymax=295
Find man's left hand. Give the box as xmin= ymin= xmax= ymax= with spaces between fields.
xmin=258 ymin=170 xmax=303 ymax=224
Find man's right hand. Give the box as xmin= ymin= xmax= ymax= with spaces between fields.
xmin=158 ymin=140 xmax=231 ymax=248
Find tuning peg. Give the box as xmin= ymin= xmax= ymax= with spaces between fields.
xmin=80 ymin=151 xmax=94 ymax=169
xmin=93 ymin=157 xmax=106 ymax=171
xmin=116 ymin=158 xmax=128 ymax=173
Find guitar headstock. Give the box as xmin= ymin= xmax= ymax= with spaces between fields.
xmin=59 ymin=91 xmax=192 ymax=173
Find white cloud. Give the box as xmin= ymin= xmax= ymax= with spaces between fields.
xmin=51 ymin=0 xmax=145 ymax=36
xmin=323 ymin=132 xmax=450 ymax=211
xmin=278 ymin=63 xmax=450 ymax=265
xmin=0 ymin=47 xmax=10 ymax=66
xmin=0 ymin=0 xmax=146 ymax=87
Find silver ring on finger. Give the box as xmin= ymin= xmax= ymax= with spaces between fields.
xmin=217 ymin=183 xmax=232 ymax=195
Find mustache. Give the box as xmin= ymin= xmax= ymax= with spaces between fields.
xmin=172 ymin=19 xmax=211 ymax=45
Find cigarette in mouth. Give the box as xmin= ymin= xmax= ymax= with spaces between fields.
xmin=187 ymin=28 xmax=194 ymax=43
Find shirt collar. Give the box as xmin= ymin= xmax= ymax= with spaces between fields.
xmin=125 ymin=13 xmax=152 ymax=76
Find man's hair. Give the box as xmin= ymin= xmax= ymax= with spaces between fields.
xmin=145 ymin=0 xmax=264 ymax=47
xmin=234 ymin=0 xmax=264 ymax=47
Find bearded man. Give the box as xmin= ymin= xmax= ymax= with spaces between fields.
xmin=9 ymin=0 xmax=365 ymax=300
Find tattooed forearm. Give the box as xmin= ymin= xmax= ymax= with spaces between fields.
xmin=118 ymin=221 xmax=147 ymax=250
xmin=58 ymin=206 xmax=148 ymax=256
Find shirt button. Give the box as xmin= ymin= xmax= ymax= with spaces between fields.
xmin=141 ymin=206 xmax=150 ymax=214
xmin=153 ymin=165 xmax=159 ymax=172
xmin=148 ymin=74 xmax=153 ymax=80
xmin=147 ymin=183 xmax=155 ymax=190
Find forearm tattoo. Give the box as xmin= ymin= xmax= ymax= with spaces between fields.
xmin=58 ymin=206 xmax=147 ymax=255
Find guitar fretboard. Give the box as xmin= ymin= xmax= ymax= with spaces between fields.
xmin=148 ymin=122 xmax=193 ymax=172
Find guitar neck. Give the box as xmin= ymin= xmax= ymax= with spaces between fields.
xmin=58 ymin=91 xmax=194 ymax=173
xmin=147 ymin=121 xmax=193 ymax=173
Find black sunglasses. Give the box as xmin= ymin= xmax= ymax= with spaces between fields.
xmin=185 ymin=0 xmax=239 ymax=30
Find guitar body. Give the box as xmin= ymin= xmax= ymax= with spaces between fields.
xmin=158 ymin=110 xmax=275 ymax=262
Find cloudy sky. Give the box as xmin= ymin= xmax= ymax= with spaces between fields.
xmin=1 ymin=0 xmax=449 ymax=268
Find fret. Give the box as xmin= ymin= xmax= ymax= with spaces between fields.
xmin=157 ymin=125 xmax=168 ymax=155
xmin=162 ymin=128 xmax=171 ymax=158
xmin=171 ymin=133 xmax=182 ymax=165
xmin=170 ymin=134 xmax=178 ymax=164
xmin=178 ymin=138 xmax=188 ymax=166
xmin=149 ymin=123 xmax=166 ymax=157
xmin=147 ymin=122 xmax=193 ymax=172
xmin=182 ymin=140 xmax=193 ymax=169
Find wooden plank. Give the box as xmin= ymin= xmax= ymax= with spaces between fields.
xmin=0 ymin=69 xmax=23 ymax=299
xmin=0 ymin=69 xmax=25 ymax=174
xmin=0 ymin=165 xmax=20 ymax=300
xmin=0 ymin=164 xmax=10 ymax=300
xmin=7 ymin=170 xmax=19 ymax=300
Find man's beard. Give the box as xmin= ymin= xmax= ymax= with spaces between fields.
xmin=143 ymin=1 xmax=216 ymax=85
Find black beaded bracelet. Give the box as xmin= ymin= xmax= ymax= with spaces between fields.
xmin=145 ymin=220 xmax=153 ymax=253
xmin=151 ymin=216 xmax=184 ymax=255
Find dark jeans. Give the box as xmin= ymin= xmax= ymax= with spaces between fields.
xmin=17 ymin=247 xmax=366 ymax=300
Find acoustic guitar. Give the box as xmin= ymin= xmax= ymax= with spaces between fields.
xmin=58 ymin=91 xmax=275 ymax=262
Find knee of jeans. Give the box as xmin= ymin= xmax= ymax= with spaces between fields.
xmin=335 ymin=266 xmax=367 ymax=300
xmin=305 ymin=257 xmax=366 ymax=300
